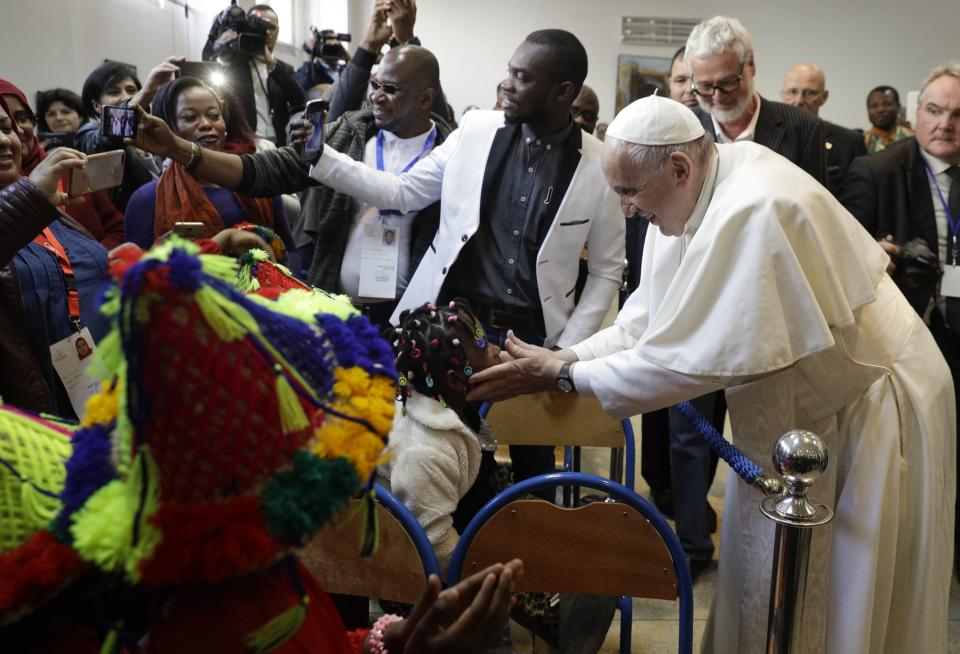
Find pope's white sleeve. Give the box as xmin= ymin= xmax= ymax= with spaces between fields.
xmin=572 ymin=349 xmax=724 ymax=419
xmin=308 ymin=125 xmax=462 ymax=214
xmin=569 ymin=323 xmax=635 ymax=362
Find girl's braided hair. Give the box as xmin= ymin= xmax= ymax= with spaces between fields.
xmin=387 ymin=299 xmax=489 ymax=430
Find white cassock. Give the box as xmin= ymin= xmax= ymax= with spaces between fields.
xmin=570 ymin=141 xmax=955 ymax=654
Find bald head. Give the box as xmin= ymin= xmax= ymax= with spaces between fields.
xmin=573 ymin=84 xmax=600 ymax=134
xmin=371 ymin=45 xmax=440 ymax=137
xmin=382 ymin=45 xmax=441 ymax=94
xmin=780 ymin=63 xmax=828 ymax=115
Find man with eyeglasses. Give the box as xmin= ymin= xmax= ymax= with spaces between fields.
xmin=780 ymin=64 xmax=866 ymax=197
xmin=685 ymin=16 xmax=826 ymax=185
xmin=841 ymin=63 xmax=960 ymax=583
xmin=571 ymin=84 xmax=599 ymax=134
xmin=293 ymin=45 xmax=454 ymax=325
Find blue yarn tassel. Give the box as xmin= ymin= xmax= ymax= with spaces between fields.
xmin=675 ymin=400 xmax=762 ymax=485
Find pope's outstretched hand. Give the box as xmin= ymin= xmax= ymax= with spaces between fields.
xmin=465 ymin=331 xmax=567 ymax=402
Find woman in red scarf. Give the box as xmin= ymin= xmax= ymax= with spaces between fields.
xmin=0 ymin=79 xmax=125 ymax=249
xmin=123 ymin=77 xmax=293 ymax=251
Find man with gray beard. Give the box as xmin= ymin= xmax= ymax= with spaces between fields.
xmin=686 ymin=16 xmax=826 ymax=185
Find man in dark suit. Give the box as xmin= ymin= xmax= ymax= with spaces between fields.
xmin=840 ymin=63 xmax=960 ymax=578
xmin=685 ymin=16 xmax=826 ymax=185
xmin=780 ymin=63 xmax=866 ymax=196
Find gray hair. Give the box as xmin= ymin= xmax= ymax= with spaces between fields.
xmin=609 ymin=133 xmax=715 ymax=173
xmin=685 ymin=16 xmax=753 ymax=69
xmin=919 ymin=61 xmax=960 ymax=104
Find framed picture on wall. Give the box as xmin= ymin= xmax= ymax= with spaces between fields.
xmin=616 ymin=55 xmax=671 ymax=114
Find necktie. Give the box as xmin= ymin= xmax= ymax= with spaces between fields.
xmin=944 ymin=166 xmax=960 ymax=333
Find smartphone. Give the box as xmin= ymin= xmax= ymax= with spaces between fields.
xmin=303 ymin=99 xmax=329 ymax=158
xmin=67 ymin=150 xmax=125 ymax=197
xmin=101 ymin=105 xmax=138 ymax=139
xmin=173 ymin=222 xmax=205 ymax=239
xmin=177 ymin=61 xmax=224 ymax=87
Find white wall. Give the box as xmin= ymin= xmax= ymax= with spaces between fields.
xmin=2 ymin=0 xmax=347 ymax=111
xmin=348 ymin=0 xmax=958 ymax=129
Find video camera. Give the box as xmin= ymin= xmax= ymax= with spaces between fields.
xmin=208 ymin=0 xmax=272 ymax=58
xmin=304 ymin=27 xmax=351 ymax=61
xmin=890 ymin=237 xmax=942 ymax=314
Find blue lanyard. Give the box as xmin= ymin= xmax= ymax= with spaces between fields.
xmin=921 ymin=156 xmax=959 ymax=264
xmin=376 ymin=126 xmax=437 ymax=217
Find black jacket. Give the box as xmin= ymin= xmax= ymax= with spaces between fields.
xmin=695 ymin=96 xmax=827 ymax=185
xmin=823 ymin=120 xmax=867 ymax=197
xmin=209 ymin=53 xmax=305 ymax=146
xmin=297 ymin=109 xmax=452 ymax=291
xmin=840 ymin=137 xmax=938 ymax=255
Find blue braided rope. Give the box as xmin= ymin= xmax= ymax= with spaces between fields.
xmin=675 ymin=400 xmax=762 ymax=485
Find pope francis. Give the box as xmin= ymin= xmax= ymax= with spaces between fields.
xmin=468 ymin=96 xmax=955 ymax=654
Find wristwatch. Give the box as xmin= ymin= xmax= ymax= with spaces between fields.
xmin=555 ymin=362 xmax=576 ymax=393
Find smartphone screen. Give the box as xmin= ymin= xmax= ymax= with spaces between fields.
xmin=101 ymin=106 xmax=138 ymax=139
xmin=304 ymin=100 xmax=328 ymax=153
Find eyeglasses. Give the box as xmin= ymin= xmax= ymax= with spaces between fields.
xmin=370 ymin=79 xmax=403 ymax=95
xmin=692 ymin=62 xmax=746 ymax=97
xmin=571 ymin=106 xmax=599 ymax=122
xmin=781 ymin=88 xmax=823 ymax=100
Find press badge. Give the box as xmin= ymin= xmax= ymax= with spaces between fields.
xmin=50 ymin=327 xmax=103 ymax=418
xmin=358 ymin=222 xmax=399 ymax=299
xmin=942 ymin=265 xmax=960 ymax=297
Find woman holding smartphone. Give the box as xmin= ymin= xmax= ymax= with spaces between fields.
xmin=123 ymin=77 xmax=292 ymax=251
xmin=0 ymin=79 xmax=126 ymax=249
xmin=0 ymin=95 xmax=111 ymax=419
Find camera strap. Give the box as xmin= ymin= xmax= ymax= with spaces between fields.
xmin=375 ymin=126 xmax=437 ymax=217
xmin=921 ymin=156 xmax=959 ymax=265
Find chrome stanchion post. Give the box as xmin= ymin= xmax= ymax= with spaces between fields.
xmin=761 ymin=430 xmax=833 ymax=654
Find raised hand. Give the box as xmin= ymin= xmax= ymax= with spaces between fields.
xmin=28 ymin=148 xmax=87 ymax=206
xmin=389 ymin=0 xmax=417 ymax=44
xmin=382 ymin=560 xmax=523 ymax=654
xmin=361 ymin=0 xmax=393 ymax=53
xmin=125 ymin=104 xmax=179 ymax=159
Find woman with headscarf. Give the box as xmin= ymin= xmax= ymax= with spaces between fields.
xmin=0 ymin=94 xmax=111 ymax=419
xmin=0 ymin=79 xmax=125 ymax=249
xmin=123 ymin=76 xmax=292 ymax=250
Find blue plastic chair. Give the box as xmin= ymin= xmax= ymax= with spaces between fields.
xmin=447 ymin=472 xmax=693 ymax=654
xmin=299 ymin=483 xmax=441 ymax=605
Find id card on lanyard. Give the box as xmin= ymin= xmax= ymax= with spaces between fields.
xmin=33 ymin=227 xmax=103 ymax=416
xmin=358 ymin=127 xmax=437 ymax=299
xmin=922 ymin=159 xmax=960 ymax=296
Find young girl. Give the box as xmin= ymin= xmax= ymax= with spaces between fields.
xmin=379 ymin=300 xmax=503 ymax=571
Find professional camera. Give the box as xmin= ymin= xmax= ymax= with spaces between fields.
xmin=890 ymin=237 xmax=942 ymax=314
xmin=303 ymin=27 xmax=351 ymax=61
xmin=208 ymin=0 xmax=272 ymax=58
xmin=36 ymin=131 xmax=76 ymax=151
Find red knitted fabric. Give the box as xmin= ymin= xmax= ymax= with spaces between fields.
xmin=0 ymin=531 xmax=86 ymax=618
xmin=248 ymin=260 xmax=309 ymax=296
xmin=137 ymin=293 xmax=313 ymax=503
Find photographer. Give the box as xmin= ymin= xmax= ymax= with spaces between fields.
xmin=297 ymin=28 xmax=351 ymax=90
xmin=202 ymin=3 xmax=304 ymax=146
xmin=325 ymin=0 xmax=455 ymax=125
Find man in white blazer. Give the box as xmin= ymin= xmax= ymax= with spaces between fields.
xmin=307 ymin=30 xmax=624 ymax=490
xmin=308 ymin=31 xmax=624 ymax=349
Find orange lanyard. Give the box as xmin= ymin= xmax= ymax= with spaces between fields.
xmin=33 ymin=227 xmax=80 ymax=321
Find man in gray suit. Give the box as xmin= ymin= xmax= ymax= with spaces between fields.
xmin=686 ymin=16 xmax=826 ymax=184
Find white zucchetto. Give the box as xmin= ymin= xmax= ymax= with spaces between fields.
xmin=606 ymin=95 xmax=705 ymax=145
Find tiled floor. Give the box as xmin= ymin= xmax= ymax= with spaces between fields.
xmin=498 ymin=426 xmax=960 ymax=653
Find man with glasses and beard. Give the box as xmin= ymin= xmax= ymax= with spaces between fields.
xmin=686 ymin=16 xmax=826 ymax=184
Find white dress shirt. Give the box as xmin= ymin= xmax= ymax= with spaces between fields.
xmin=713 ymin=93 xmax=762 ymax=144
xmin=339 ymin=123 xmax=436 ymax=300
xmin=249 ymin=58 xmax=276 ymax=141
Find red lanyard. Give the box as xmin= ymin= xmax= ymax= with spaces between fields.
xmin=33 ymin=227 xmax=80 ymax=321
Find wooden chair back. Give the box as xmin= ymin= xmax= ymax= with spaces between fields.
xmin=482 ymin=392 xmax=624 ymax=447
